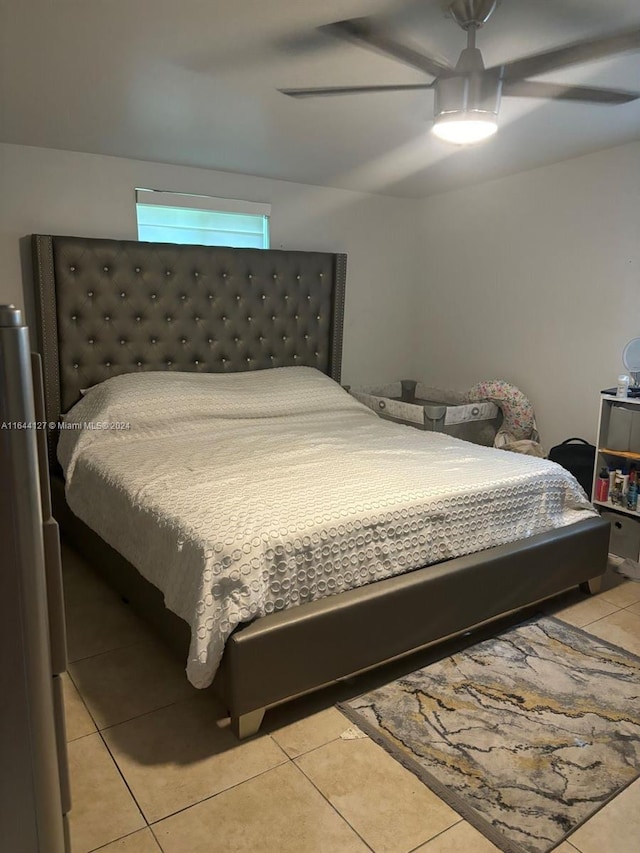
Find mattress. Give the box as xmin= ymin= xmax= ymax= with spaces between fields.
xmin=58 ymin=367 xmax=597 ymax=688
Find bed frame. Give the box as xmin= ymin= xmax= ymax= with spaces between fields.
xmin=32 ymin=234 xmax=610 ymax=738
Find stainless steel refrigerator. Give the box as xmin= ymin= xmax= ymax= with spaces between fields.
xmin=0 ymin=304 xmax=70 ymax=851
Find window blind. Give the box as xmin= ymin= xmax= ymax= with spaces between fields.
xmin=135 ymin=189 xmax=270 ymax=249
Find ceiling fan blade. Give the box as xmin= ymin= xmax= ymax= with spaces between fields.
xmin=491 ymin=26 xmax=640 ymax=82
xmin=319 ymin=17 xmax=451 ymax=78
xmin=279 ymin=83 xmax=435 ymax=98
xmin=503 ymin=80 xmax=640 ymax=105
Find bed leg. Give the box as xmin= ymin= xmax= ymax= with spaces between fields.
xmin=580 ymin=576 xmax=603 ymax=595
xmin=231 ymin=708 xmax=266 ymax=740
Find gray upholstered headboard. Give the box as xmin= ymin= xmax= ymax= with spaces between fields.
xmin=32 ymin=235 xmax=346 ymax=465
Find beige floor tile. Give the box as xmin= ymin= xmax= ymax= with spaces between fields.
xmin=69 ymin=639 xmax=196 ymax=729
xmin=153 ymin=762 xmax=369 ymax=853
xmin=62 ymin=672 xmax=96 ymax=741
xmin=102 ymin=694 xmax=287 ymax=822
xmin=92 ymin=828 xmax=162 ymax=852
xmin=67 ymin=733 xmax=144 ymax=853
xmin=296 ymin=736 xmax=459 ymax=853
xmin=413 ymin=821 xmax=499 ymax=852
xmin=552 ymin=843 xmax=580 ymax=853
xmin=568 ymin=778 xmax=640 ymax=853
xmin=62 ymin=546 xmax=150 ymax=663
xmin=269 ymin=707 xmax=356 ymax=758
xmin=547 ymin=594 xmax=619 ymax=628
xmin=582 ymin=609 xmax=640 ymax=657
xmin=625 ymin=601 xmax=640 ymax=617
xmin=600 ymin=581 xmax=640 ymax=608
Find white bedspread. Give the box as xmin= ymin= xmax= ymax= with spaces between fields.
xmin=58 ymin=368 xmax=596 ymax=688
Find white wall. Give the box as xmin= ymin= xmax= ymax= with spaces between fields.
xmin=0 ymin=142 xmax=419 ymax=385
xmin=413 ymin=141 xmax=640 ymax=450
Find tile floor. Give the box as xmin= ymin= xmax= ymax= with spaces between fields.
xmin=60 ymin=544 xmax=640 ymax=853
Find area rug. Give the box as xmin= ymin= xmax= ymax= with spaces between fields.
xmin=338 ymin=617 xmax=640 ymax=853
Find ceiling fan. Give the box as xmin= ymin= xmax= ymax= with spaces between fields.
xmin=279 ymin=0 xmax=640 ymax=145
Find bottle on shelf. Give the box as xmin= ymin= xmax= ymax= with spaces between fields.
xmin=628 ymin=468 xmax=638 ymax=510
xmin=617 ymin=374 xmax=630 ymax=398
xmin=595 ymin=468 xmax=610 ymax=502
xmin=611 ymin=469 xmax=625 ymax=506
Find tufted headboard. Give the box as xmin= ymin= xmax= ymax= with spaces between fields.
xmin=32 ymin=235 xmax=346 ymax=466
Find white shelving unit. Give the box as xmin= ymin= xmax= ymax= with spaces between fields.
xmin=593 ymin=393 xmax=640 ymax=559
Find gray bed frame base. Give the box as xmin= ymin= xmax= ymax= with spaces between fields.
xmin=33 ymin=234 xmax=610 ymax=738
xmin=52 ymin=476 xmax=609 ymax=737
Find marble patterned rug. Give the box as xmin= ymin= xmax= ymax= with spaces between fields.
xmin=339 ymin=617 xmax=640 ymax=853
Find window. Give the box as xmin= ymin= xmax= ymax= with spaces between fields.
xmin=135 ymin=189 xmax=270 ymax=249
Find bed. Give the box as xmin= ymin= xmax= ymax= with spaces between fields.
xmin=32 ymin=234 xmax=610 ymax=738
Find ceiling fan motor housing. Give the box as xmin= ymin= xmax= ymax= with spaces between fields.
xmin=434 ymin=70 xmax=502 ymax=123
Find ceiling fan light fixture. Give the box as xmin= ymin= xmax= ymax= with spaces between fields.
xmin=431 ymin=111 xmax=498 ymax=144
xmin=432 ymin=69 xmax=501 ymax=144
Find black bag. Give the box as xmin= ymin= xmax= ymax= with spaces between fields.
xmin=547 ymin=438 xmax=595 ymax=496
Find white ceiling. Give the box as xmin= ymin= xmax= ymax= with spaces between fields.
xmin=1 ymin=0 xmax=640 ymax=198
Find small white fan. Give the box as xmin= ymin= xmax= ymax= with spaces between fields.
xmin=622 ymin=338 xmax=640 ymax=387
